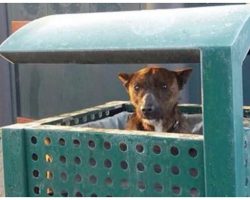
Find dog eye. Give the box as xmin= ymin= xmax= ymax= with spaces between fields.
xmin=162 ymin=84 xmax=167 ymax=89
xmin=134 ymin=85 xmax=140 ymax=91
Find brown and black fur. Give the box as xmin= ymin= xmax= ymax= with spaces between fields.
xmin=118 ymin=65 xmax=192 ymax=133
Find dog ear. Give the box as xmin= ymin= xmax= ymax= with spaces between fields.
xmin=118 ymin=73 xmax=132 ymax=89
xmin=175 ymin=68 xmax=192 ymax=89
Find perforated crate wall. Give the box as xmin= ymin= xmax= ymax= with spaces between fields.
xmin=3 ymin=102 xmax=250 ymax=197
xmin=2 ymin=102 xmax=205 ymax=197
xmin=9 ymin=127 xmax=205 ymax=197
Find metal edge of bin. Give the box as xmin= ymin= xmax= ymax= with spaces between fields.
xmin=2 ymin=126 xmax=27 ymax=196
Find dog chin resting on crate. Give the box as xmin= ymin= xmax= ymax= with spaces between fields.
xmin=118 ymin=65 xmax=199 ymax=134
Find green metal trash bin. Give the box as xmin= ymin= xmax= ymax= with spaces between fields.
xmin=1 ymin=5 xmax=250 ymax=197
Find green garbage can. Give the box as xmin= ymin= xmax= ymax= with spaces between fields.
xmin=1 ymin=5 xmax=250 ymax=197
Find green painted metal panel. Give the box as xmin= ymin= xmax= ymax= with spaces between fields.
xmin=2 ymin=101 xmax=250 ymax=196
xmin=244 ymin=127 xmax=250 ymax=197
xmin=24 ymin=128 xmax=204 ymax=197
xmin=202 ymin=48 xmax=245 ymax=196
xmin=2 ymin=102 xmax=204 ymax=197
xmin=0 ymin=129 xmax=4 ymax=197
xmin=0 ymin=5 xmax=250 ymax=63
xmin=2 ymin=126 xmax=28 ymax=196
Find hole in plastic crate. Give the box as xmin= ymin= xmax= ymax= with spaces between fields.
xmin=190 ymin=187 xmax=199 ymax=197
xmin=246 ymin=177 xmax=249 ymax=186
xmin=47 ymin=188 xmax=54 ymax=196
xmin=61 ymin=190 xmax=68 ymax=197
xmin=44 ymin=137 xmax=51 ymax=145
xmin=104 ymin=141 xmax=111 ymax=150
xmin=32 ymin=170 xmax=39 ymax=178
xmin=89 ymin=157 xmax=97 ymax=167
xmin=65 ymin=120 xmax=71 ymax=126
xmin=75 ymin=192 xmax=83 ymax=197
xmin=119 ymin=142 xmax=127 ymax=152
xmin=32 ymin=153 xmax=38 ymax=161
xmin=60 ymin=172 xmax=67 ymax=181
xmin=120 ymin=179 xmax=129 ymax=189
xmin=75 ymin=174 xmax=82 ymax=183
xmin=33 ymin=186 xmax=40 ymax=194
xmin=137 ymin=162 xmax=145 ymax=172
xmin=172 ymin=185 xmax=181 ymax=195
xmin=46 ymin=170 xmax=53 ymax=179
xmin=106 ymin=195 xmax=112 ymax=197
xmin=189 ymin=168 xmax=198 ymax=177
xmin=137 ymin=181 xmax=146 ymax=191
xmin=91 ymin=114 xmax=95 ymax=120
xmin=170 ymin=146 xmax=179 ymax=156
xmin=98 ymin=112 xmax=103 ymax=118
xmin=245 ymin=159 xmax=248 ymax=167
xmin=171 ymin=166 xmax=180 ymax=175
xmin=120 ymin=160 xmax=128 ymax=170
xmin=74 ymin=118 xmax=79 ymax=125
xmin=105 ymin=110 xmax=110 ymax=116
xmin=73 ymin=139 xmax=81 ymax=147
xmin=105 ymin=177 xmax=113 ymax=185
xmin=88 ymin=140 xmax=96 ymax=149
xmin=244 ymin=140 xmax=248 ymax=149
xmin=104 ymin=159 xmax=112 ymax=168
xmin=153 ymin=145 xmax=161 ymax=154
xmin=60 ymin=155 xmax=66 ymax=164
xmin=45 ymin=154 xmax=53 ymax=163
xmin=136 ymin=144 xmax=144 ymax=153
xmin=154 ymin=164 xmax=162 ymax=174
xmin=154 ymin=182 xmax=163 ymax=192
xmin=89 ymin=175 xmax=97 ymax=184
xmin=91 ymin=193 xmax=98 ymax=197
xmin=31 ymin=136 xmax=37 ymax=144
xmin=74 ymin=156 xmax=81 ymax=165
xmin=189 ymin=148 xmax=198 ymax=158
xmin=59 ymin=138 xmax=65 ymax=146
xmin=82 ymin=116 xmax=87 ymax=123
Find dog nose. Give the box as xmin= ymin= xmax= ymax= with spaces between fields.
xmin=141 ymin=105 xmax=155 ymax=114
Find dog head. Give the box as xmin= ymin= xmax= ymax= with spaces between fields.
xmin=118 ymin=66 xmax=192 ymax=121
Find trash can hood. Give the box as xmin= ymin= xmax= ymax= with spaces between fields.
xmin=0 ymin=5 xmax=250 ymax=63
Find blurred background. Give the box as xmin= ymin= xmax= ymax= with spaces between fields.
xmin=0 ymin=3 xmax=249 ymax=126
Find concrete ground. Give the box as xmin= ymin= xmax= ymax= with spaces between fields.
xmin=0 ymin=132 xmax=4 ymax=197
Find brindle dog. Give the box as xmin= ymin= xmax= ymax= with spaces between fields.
xmin=118 ymin=65 xmax=193 ymax=133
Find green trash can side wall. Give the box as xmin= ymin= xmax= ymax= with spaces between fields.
xmin=202 ymin=47 xmax=245 ymax=196
xmin=1 ymin=102 xmax=205 ymax=197
xmin=2 ymin=126 xmax=28 ymax=196
xmin=1 ymin=102 xmax=250 ymax=196
xmin=232 ymin=17 xmax=250 ymax=197
xmin=23 ymin=126 xmax=204 ymax=197
xmin=244 ymin=128 xmax=250 ymax=196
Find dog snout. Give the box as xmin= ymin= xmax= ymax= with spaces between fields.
xmin=140 ymin=93 xmax=158 ymax=118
